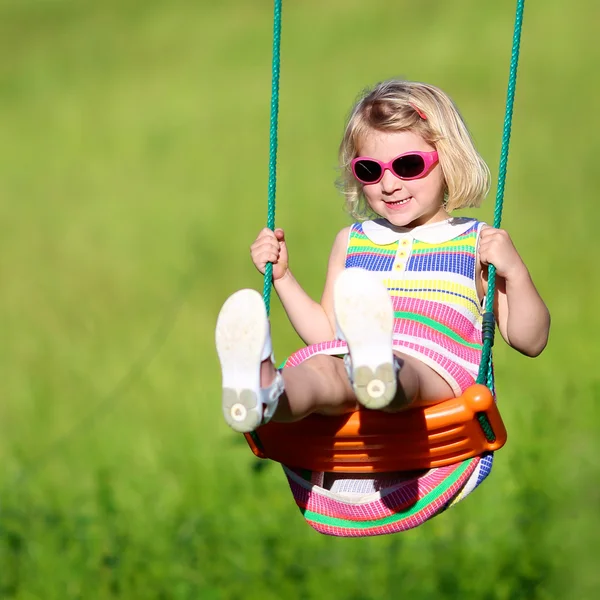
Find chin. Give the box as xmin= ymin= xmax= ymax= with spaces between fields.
xmin=384 ymin=212 xmax=417 ymax=227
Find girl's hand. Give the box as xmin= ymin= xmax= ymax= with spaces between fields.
xmin=478 ymin=226 xmax=527 ymax=280
xmin=250 ymin=227 xmax=289 ymax=281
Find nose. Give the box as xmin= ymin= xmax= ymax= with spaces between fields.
xmin=380 ymin=167 xmax=403 ymax=192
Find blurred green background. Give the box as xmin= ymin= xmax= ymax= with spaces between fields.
xmin=1 ymin=0 xmax=598 ymax=598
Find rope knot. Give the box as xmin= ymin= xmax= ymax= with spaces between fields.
xmin=482 ymin=312 xmax=496 ymax=343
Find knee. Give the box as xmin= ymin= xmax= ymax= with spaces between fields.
xmin=302 ymin=355 xmax=350 ymax=396
xmin=302 ymin=354 xmax=340 ymax=379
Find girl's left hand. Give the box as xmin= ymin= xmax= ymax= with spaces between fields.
xmin=478 ymin=226 xmax=527 ymax=280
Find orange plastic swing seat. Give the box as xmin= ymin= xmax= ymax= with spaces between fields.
xmin=244 ymin=384 xmax=507 ymax=473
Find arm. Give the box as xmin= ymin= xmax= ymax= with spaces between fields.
xmin=250 ymin=226 xmax=350 ymax=345
xmin=478 ymin=227 xmax=550 ymax=357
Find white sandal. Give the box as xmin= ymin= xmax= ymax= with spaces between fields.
xmin=215 ymin=289 xmax=284 ymax=433
xmin=334 ymin=267 xmax=400 ymax=410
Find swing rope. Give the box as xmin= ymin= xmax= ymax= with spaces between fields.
xmin=261 ymin=0 xmax=525 ymax=392
xmin=477 ymin=0 xmax=525 ymax=389
xmin=262 ymin=0 xmax=283 ymax=317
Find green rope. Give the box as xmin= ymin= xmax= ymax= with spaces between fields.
xmin=476 ymin=413 xmax=497 ymax=443
xmin=476 ymin=0 xmax=525 ymax=388
xmin=262 ymin=0 xmax=282 ymax=317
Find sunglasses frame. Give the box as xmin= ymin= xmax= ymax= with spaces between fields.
xmin=351 ymin=150 xmax=439 ymax=184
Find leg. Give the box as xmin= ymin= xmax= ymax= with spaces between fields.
xmin=261 ymin=349 xmax=454 ymax=420
xmin=216 ymin=289 xmax=357 ymax=433
xmin=260 ymin=354 xmax=358 ymax=422
xmin=215 ymin=279 xmax=455 ymax=433
xmin=381 ymin=351 xmax=455 ymax=412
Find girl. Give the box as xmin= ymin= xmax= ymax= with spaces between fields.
xmin=215 ymin=79 xmax=550 ymax=435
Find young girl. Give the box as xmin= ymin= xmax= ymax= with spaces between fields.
xmin=215 ymin=79 xmax=550 ymax=435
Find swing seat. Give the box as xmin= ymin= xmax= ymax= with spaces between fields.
xmin=244 ymin=384 xmax=507 ymax=473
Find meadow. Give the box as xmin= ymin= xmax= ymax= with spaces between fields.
xmin=1 ymin=0 xmax=599 ymax=598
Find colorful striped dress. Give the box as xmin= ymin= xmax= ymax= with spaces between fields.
xmin=278 ymin=217 xmax=494 ymax=537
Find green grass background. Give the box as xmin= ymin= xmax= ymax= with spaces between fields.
xmin=1 ymin=0 xmax=599 ymax=598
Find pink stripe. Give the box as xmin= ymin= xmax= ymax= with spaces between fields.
xmin=392 ymin=297 xmax=481 ymax=340
xmin=283 ymin=340 xmax=347 ymax=367
xmin=285 ymin=459 xmax=480 ymax=537
xmin=395 ymin=341 xmax=475 ymax=392
xmin=393 ymin=318 xmax=480 ymax=361
xmin=289 ymin=463 xmax=462 ymax=520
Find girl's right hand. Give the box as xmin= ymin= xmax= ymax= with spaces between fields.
xmin=250 ymin=227 xmax=289 ymax=281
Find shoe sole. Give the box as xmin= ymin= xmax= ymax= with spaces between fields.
xmin=215 ymin=289 xmax=268 ymax=433
xmin=334 ymin=268 xmax=396 ymax=409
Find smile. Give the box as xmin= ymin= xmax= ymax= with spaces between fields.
xmin=385 ymin=197 xmax=411 ymax=206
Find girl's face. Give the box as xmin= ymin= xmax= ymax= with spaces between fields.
xmin=357 ymin=129 xmax=447 ymax=228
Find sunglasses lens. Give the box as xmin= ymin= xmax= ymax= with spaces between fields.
xmin=392 ymin=154 xmax=426 ymax=179
xmin=354 ymin=160 xmax=382 ymax=183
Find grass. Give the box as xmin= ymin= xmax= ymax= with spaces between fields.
xmin=0 ymin=0 xmax=599 ymax=598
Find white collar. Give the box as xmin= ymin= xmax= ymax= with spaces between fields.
xmin=361 ymin=217 xmax=477 ymax=245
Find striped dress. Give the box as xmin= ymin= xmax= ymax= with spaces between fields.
xmin=279 ymin=217 xmax=494 ymax=537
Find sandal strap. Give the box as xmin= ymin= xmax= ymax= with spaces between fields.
xmin=259 ymin=368 xmax=285 ymax=424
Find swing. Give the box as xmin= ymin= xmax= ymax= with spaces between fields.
xmin=242 ymin=0 xmax=525 ymax=537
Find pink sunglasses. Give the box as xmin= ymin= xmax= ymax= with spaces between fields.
xmin=351 ymin=150 xmax=439 ymax=184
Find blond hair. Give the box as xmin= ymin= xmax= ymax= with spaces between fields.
xmin=338 ymin=79 xmax=491 ymax=219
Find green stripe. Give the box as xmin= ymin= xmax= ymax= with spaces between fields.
xmin=394 ymin=311 xmax=483 ymax=350
xmin=302 ymin=458 xmax=475 ymax=530
xmin=348 ymin=244 xmax=396 ymax=256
